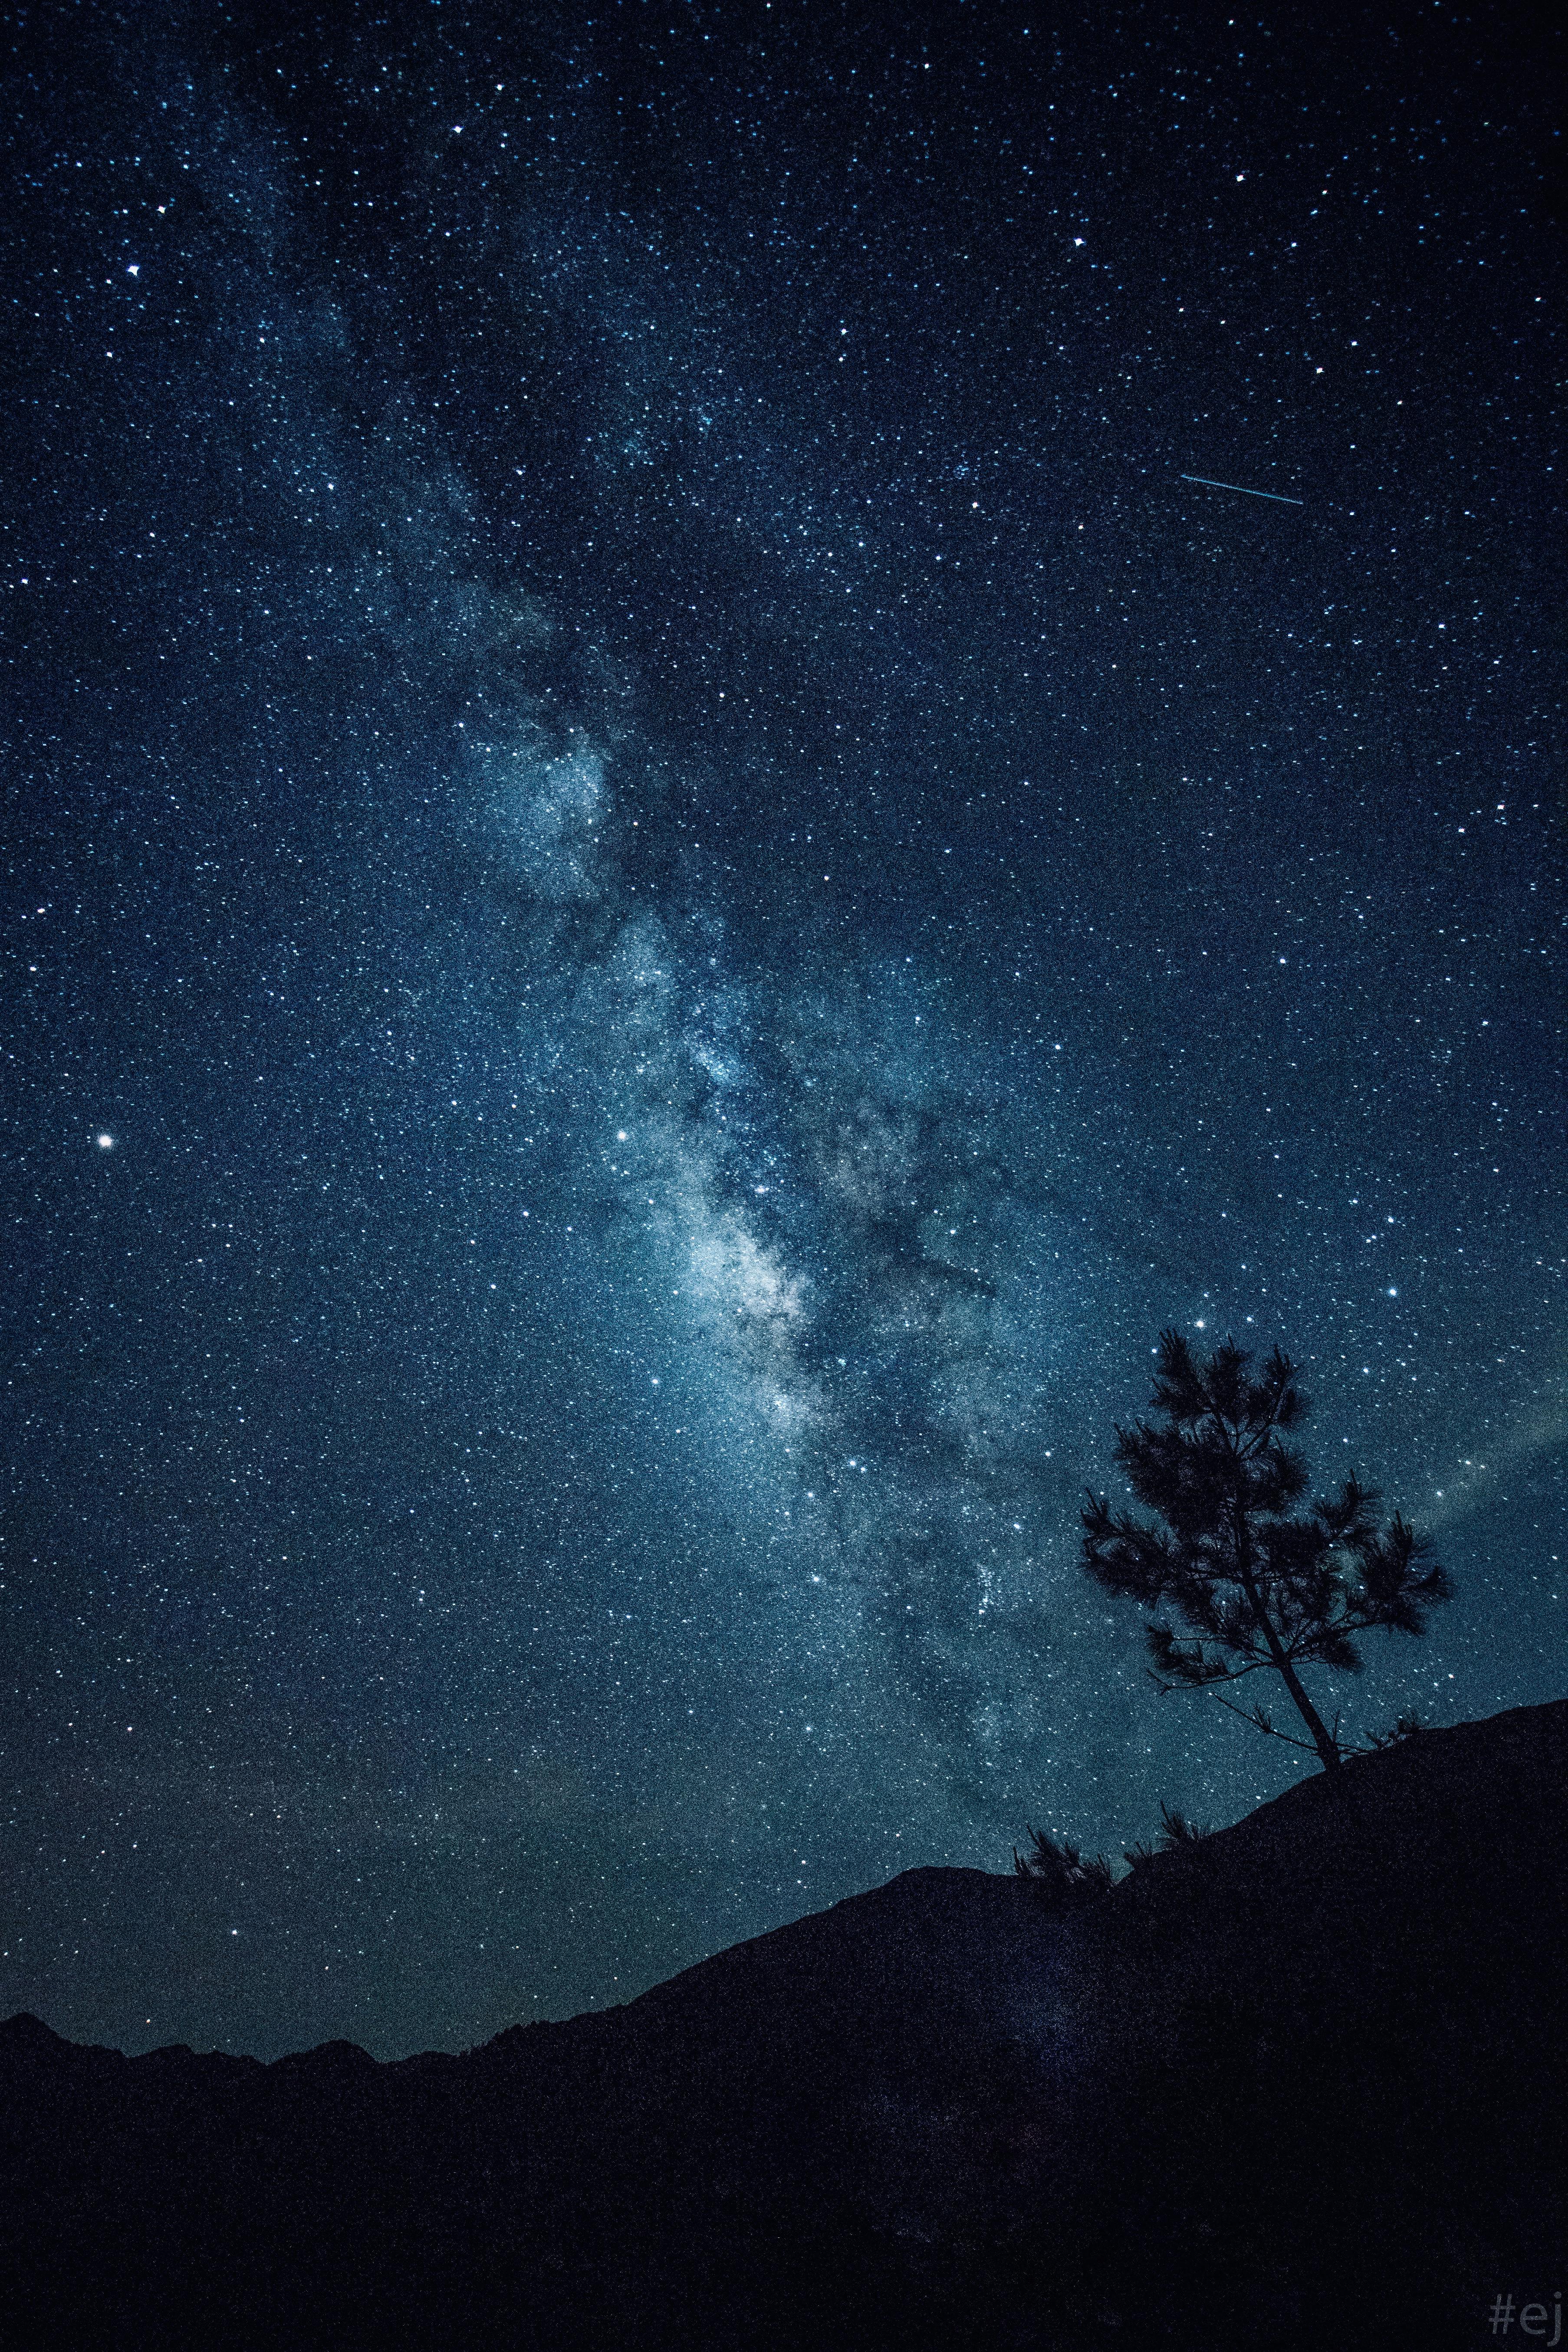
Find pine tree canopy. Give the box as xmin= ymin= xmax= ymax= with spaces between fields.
xmin=1081 ymin=1330 xmax=1453 ymax=1769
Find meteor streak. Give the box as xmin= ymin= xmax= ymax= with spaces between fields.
xmin=1180 ymin=473 xmax=1305 ymax=505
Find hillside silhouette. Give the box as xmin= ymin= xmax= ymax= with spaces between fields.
xmin=1 ymin=1697 xmax=1561 ymax=2351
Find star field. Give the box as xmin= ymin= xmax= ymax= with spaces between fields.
xmin=2 ymin=0 xmax=1561 ymax=2057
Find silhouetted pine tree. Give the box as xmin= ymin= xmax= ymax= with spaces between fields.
xmin=1081 ymin=1330 xmax=1452 ymax=1772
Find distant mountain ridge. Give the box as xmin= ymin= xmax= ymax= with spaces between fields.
xmin=1 ymin=1698 xmax=1562 ymax=2351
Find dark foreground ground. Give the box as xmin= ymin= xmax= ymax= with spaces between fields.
xmin=1 ymin=1697 xmax=1563 ymax=2352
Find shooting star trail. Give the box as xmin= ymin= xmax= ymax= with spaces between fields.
xmin=1180 ymin=473 xmax=1305 ymax=506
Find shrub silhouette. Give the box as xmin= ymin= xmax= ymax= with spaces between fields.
xmin=1156 ymin=1799 xmax=1210 ymax=1848
xmin=1365 ymin=1711 xmax=1428 ymax=1751
xmin=1012 ymin=1830 xmax=1113 ymax=1905
xmin=1016 ymin=1800 xmax=1212 ymax=1891
xmin=1123 ymin=1802 xmax=1214 ymax=1873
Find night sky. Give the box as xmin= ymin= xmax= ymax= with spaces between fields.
xmin=5 ymin=0 xmax=1562 ymax=2060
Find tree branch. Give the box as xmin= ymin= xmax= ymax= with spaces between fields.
xmin=1146 ymin=1657 xmax=1272 ymax=1694
xmin=1211 ymin=1690 xmax=1325 ymax=1754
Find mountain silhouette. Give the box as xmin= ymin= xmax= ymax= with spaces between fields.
xmin=0 ymin=1697 xmax=1561 ymax=2351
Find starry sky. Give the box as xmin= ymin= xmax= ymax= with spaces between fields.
xmin=4 ymin=0 xmax=1562 ymax=2060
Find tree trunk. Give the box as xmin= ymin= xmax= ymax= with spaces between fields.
xmin=1235 ymin=1532 xmax=1342 ymax=1774
xmin=1267 ymin=1642 xmax=1343 ymax=1773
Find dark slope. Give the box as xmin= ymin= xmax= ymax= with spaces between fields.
xmin=1052 ymin=1697 xmax=1568 ymax=2346
xmin=0 ymin=1698 xmax=1562 ymax=2352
